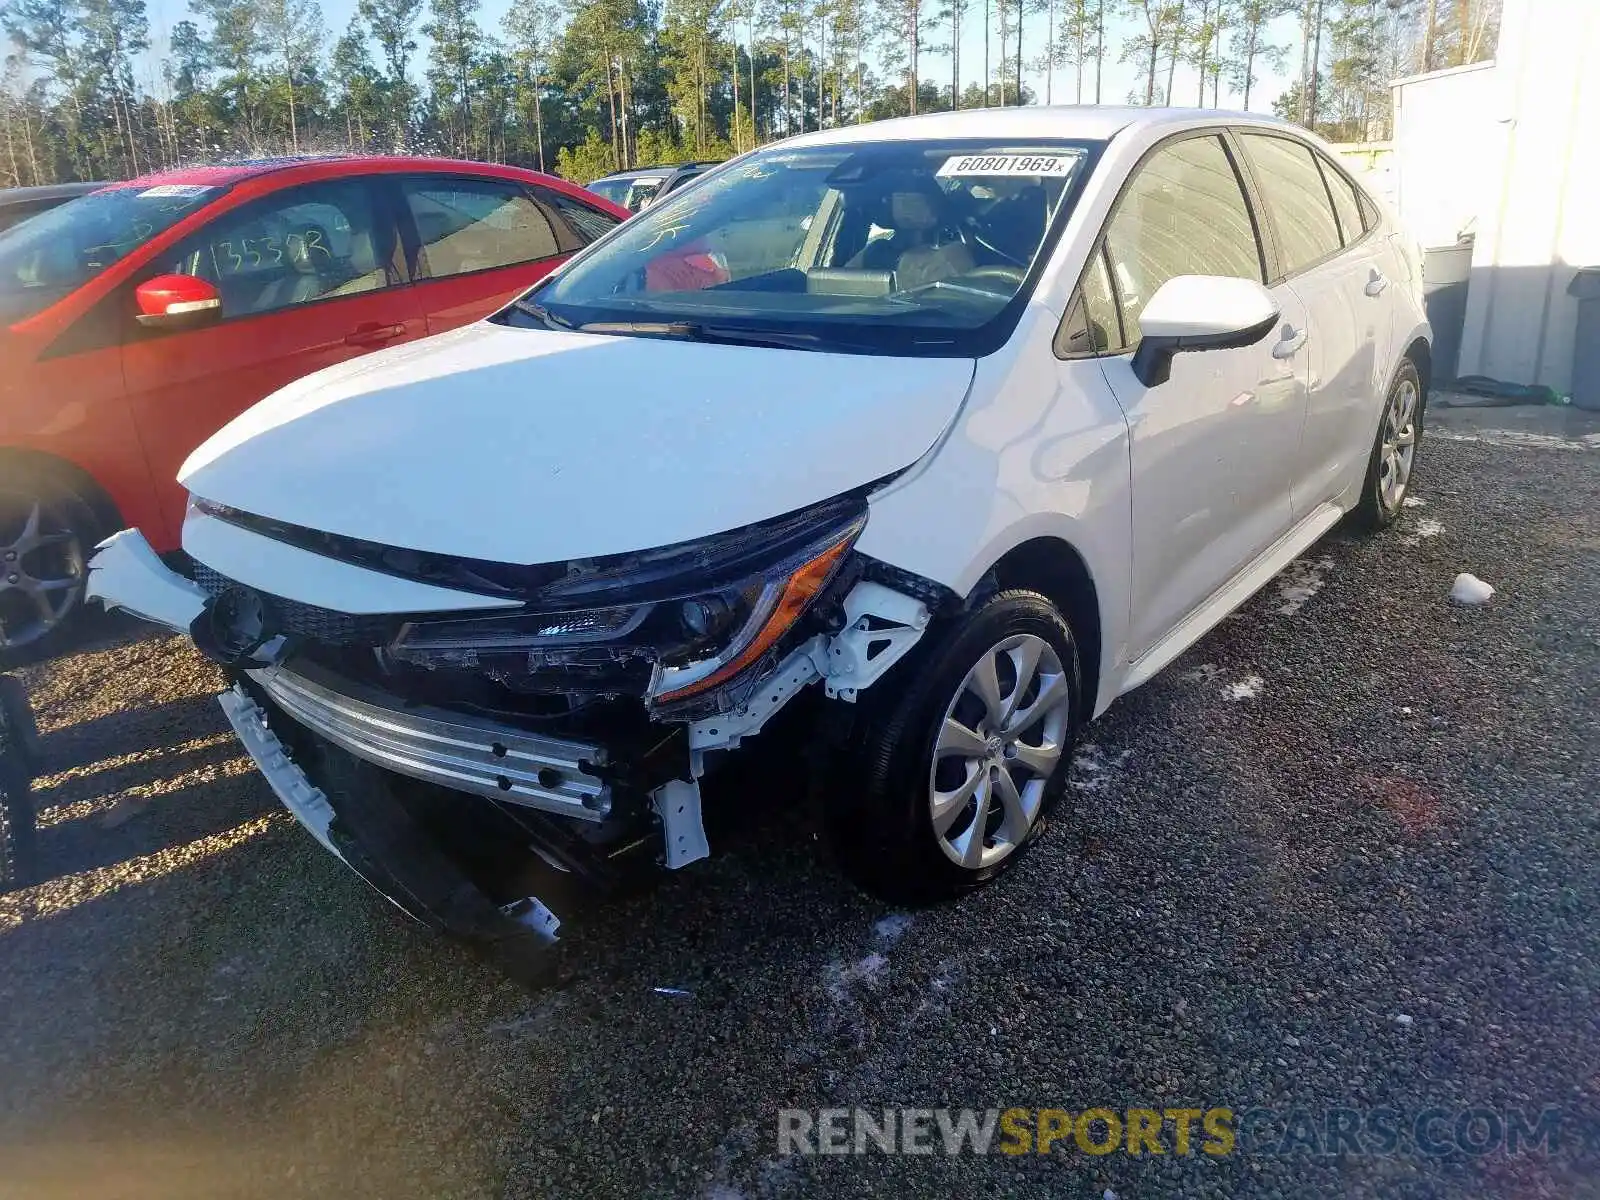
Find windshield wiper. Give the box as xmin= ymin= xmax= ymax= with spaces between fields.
xmin=510 ymin=297 xmax=577 ymax=330
xmin=576 ymin=320 xmax=830 ymax=351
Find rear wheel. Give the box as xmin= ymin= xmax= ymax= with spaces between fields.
xmin=827 ymin=590 xmax=1081 ymax=904
xmin=1354 ymin=360 xmax=1423 ymax=531
xmin=0 ymin=472 xmax=101 ymax=664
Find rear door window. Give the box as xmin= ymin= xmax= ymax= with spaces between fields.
xmin=1238 ymin=133 xmax=1344 ymax=275
xmin=400 ymin=177 xmax=565 ymax=280
xmin=536 ymin=186 xmax=622 ymax=245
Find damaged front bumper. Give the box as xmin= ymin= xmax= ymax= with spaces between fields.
xmin=85 ymin=529 xmax=207 ymax=633
xmin=86 ymin=522 xmax=940 ymax=968
xmin=85 ymin=530 xmax=707 ymax=952
xmin=249 ymin=661 xmax=611 ymax=821
xmin=221 ymin=680 xmax=564 ymax=962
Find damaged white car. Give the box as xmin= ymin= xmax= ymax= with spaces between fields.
xmin=89 ymin=107 xmax=1430 ymax=976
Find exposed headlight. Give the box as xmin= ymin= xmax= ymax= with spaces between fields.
xmin=389 ymin=501 xmax=864 ymax=707
xmin=647 ymin=528 xmax=855 ymax=704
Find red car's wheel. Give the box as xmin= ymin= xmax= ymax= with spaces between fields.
xmin=0 ymin=476 xmax=100 ymax=662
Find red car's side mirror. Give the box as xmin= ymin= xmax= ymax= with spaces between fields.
xmin=134 ymin=274 xmax=222 ymax=330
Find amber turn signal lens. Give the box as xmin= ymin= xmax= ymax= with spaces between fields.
xmin=654 ymin=531 xmax=856 ymax=703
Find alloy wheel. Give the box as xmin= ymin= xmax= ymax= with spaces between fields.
xmin=0 ymin=496 xmax=85 ymax=651
xmin=1378 ymin=377 xmax=1419 ymax=512
xmin=928 ymin=632 xmax=1073 ymax=870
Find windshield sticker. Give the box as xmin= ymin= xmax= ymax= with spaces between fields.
xmin=136 ymin=184 xmax=216 ymax=199
xmin=936 ymin=154 xmax=1076 ymax=178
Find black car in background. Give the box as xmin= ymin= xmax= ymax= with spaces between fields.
xmin=0 ymin=182 xmax=105 ymax=233
xmin=584 ymin=162 xmax=721 ymax=213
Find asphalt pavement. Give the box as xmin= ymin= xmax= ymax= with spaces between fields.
xmin=1 ymin=418 xmax=1596 ymax=1199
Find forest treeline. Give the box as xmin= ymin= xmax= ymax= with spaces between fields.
xmin=0 ymin=0 xmax=1497 ymax=187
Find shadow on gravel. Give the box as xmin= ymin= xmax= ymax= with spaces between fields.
xmin=0 ymin=606 xmax=149 ymax=672
xmin=37 ymin=691 xmax=231 ymax=766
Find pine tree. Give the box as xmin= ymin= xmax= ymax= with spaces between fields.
xmin=257 ymin=0 xmax=322 ymax=151
xmin=1229 ymin=0 xmax=1289 ymax=109
xmin=188 ymin=0 xmax=266 ymax=147
xmin=357 ymin=0 xmax=423 ymax=86
xmin=503 ymin=0 xmax=560 ymax=169
xmin=331 ymin=16 xmax=382 ymax=147
xmin=422 ymin=0 xmax=482 ymax=154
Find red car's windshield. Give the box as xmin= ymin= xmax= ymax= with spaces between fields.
xmin=0 ymin=183 xmax=223 ymax=323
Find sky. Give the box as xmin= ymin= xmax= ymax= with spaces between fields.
xmin=133 ymin=0 xmax=1303 ymax=119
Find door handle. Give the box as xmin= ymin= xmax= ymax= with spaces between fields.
xmin=1271 ymin=324 xmax=1308 ymax=359
xmin=1364 ymin=268 xmax=1390 ymax=297
xmin=345 ymin=322 xmax=407 ymax=347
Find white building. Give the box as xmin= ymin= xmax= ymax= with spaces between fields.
xmin=1385 ymin=0 xmax=1600 ymax=398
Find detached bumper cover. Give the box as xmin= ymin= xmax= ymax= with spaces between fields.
xmin=219 ymin=683 xmax=347 ymax=861
xmin=223 ymin=681 xmax=563 ymax=953
xmin=85 ymin=529 xmax=206 ymax=633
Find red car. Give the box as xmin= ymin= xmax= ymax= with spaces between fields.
xmin=0 ymin=156 xmax=626 ymax=655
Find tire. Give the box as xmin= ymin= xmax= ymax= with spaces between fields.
xmin=1353 ymin=359 xmax=1424 ymax=531
xmin=0 ymin=467 xmax=104 ymax=666
xmin=0 ymin=722 xmax=36 ymax=894
xmin=825 ymin=589 xmax=1082 ymax=904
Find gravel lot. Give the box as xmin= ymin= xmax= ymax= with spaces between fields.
xmin=2 ymin=422 xmax=1597 ymax=1199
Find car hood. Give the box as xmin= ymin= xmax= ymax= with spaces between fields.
xmin=181 ymin=322 xmax=976 ymax=565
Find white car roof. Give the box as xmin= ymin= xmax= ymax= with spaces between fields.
xmin=778 ymin=105 xmax=1299 ymax=149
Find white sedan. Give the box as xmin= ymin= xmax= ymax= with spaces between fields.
xmin=90 ymin=106 xmax=1430 ymax=969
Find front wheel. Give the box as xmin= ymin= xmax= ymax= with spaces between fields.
xmin=0 ymin=473 xmax=101 ymax=664
xmin=1353 ymin=359 xmax=1424 ymax=531
xmin=826 ymin=590 xmax=1081 ymax=904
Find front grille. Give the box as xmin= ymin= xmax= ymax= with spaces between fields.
xmin=192 ymin=563 xmax=399 ymax=647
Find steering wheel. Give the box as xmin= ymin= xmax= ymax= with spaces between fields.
xmin=957 ymin=219 xmax=1031 ymax=268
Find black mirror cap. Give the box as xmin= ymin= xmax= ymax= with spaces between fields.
xmin=1130 ymin=312 xmax=1279 ymax=388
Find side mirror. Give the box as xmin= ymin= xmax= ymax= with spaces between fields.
xmin=1130 ymin=275 xmax=1280 ymax=387
xmin=134 ymin=274 xmax=221 ymax=331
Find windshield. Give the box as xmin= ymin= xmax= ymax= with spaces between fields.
xmin=585 ymin=178 xmax=633 ymax=207
xmin=0 ymin=183 xmax=223 ymax=323
xmin=524 ymin=138 xmax=1098 ymax=356
xmin=624 ymin=178 xmax=664 ymax=212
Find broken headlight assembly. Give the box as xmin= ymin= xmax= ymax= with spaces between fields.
xmin=387 ymin=498 xmax=866 ymax=710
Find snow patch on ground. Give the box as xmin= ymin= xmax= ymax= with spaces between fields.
xmin=1401 ymin=517 xmax=1446 ymax=547
xmin=1275 ymin=556 xmax=1337 ymax=615
xmin=874 ymin=913 xmax=914 ymax=946
xmin=1429 ymin=428 xmax=1596 ymax=452
xmin=1402 ymin=495 xmax=1427 ymax=507
xmin=1071 ymin=742 xmax=1132 ymax=791
xmin=1224 ymin=675 xmax=1265 ymax=701
xmin=1450 ymin=572 xmax=1495 ymax=605
xmin=825 ymin=953 xmax=888 ymax=1007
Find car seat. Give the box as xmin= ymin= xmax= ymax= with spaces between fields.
xmin=848 ymin=179 xmax=974 ymax=291
xmin=249 ymin=222 xmax=335 ymax=311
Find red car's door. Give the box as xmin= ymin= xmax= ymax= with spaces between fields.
xmin=394 ymin=175 xmax=621 ymax=335
xmin=120 ymin=176 xmax=423 ymax=540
